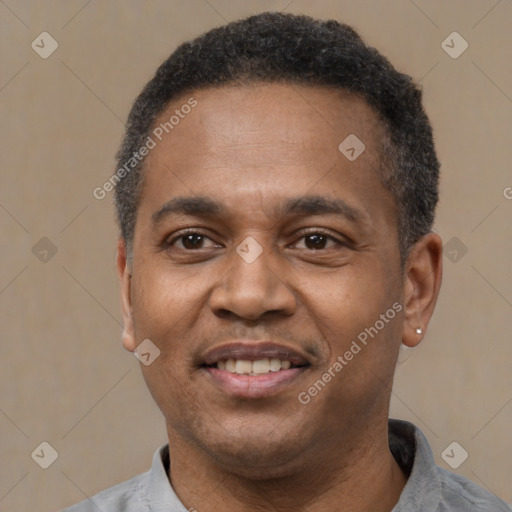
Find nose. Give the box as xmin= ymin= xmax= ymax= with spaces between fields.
xmin=209 ymin=242 xmax=297 ymax=321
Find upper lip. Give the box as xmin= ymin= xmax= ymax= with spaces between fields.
xmin=201 ymin=341 xmax=311 ymax=366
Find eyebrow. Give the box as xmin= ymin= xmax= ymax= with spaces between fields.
xmin=152 ymin=196 xmax=224 ymax=225
xmin=151 ymin=195 xmax=365 ymax=226
xmin=280 ymin=196 xmax=362 ymax=222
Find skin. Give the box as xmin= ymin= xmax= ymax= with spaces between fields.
xmin=117 ymin=83 xmax=443 ymax=512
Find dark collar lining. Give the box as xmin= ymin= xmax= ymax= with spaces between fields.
xmin=388 ymin=419 xmax=417 ymax=476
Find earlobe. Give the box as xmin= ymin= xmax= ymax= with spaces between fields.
xmin=401 ymin=233 xmax=443 ymax=348
xmin=121 ymin=326 xmax=136 ymax=352
xmin=116 ymin=238 xmax=136 ymax=353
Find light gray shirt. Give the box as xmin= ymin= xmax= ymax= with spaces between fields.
xmin=61 ymin=419 xmax=510 ymax=511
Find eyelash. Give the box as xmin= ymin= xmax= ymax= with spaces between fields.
xmin=292 ymin=228 xmax=346 ymax=250
xmin=165 ymin=229 xmax=218 ymax=250
xmin=164 ymin=228 xmax=347 ymax=250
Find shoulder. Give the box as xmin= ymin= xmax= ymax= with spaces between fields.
xmin=60 ymin=471 xmax=150 ymax=512
xmin=435 ymin=467 xmax=511 ymax=512
xmin=388 ymin=419 xmax=510 ymax=512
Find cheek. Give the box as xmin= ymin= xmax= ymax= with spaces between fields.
xmin=131 ymin=262 xmax=204 ymax=337
xmin=303 ymin=265 xmax=391 ymax=329
xmin=140 ymin=359 xmax=204 ymax=435
xmin=305 ymin=267 xmax=401 ymax=380
xmin=131 ymin=267 xmax=206 ymax=418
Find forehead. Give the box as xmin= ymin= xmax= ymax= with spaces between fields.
xmin=150 ymin=83 xmax=385 ymax=167
xmin=138 ymin=83 xmax=394 ymax=225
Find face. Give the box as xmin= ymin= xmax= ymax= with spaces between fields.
xmin=118 ymin=83 xmax=439 ymax=477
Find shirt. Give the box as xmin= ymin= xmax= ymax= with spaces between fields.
xmin=61 ymin=419 xmax=510 ymax=511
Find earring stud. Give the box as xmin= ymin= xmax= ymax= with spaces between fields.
xmin=415 ymin=328 xmax=423 ymax=335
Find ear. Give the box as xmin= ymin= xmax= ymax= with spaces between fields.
xmin=402 ymin=232 xmax=443 ymax=348
xmin=116 ymin=238 xmax=136 ymax=352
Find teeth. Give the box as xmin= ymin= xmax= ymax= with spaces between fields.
xmin=235 ymin=360 xmax=252 ymax=374
xmin=269 ymin=358 xmax=281 ymax=371
xmin=216 ymin=358 xmax=294 ymax=374
xmin=252 ymin=359 xmax=270 ymax=374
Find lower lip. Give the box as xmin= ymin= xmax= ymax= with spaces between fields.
xmin=202 ymin=367 xmax=308 ymax=398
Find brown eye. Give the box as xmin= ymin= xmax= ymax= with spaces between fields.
xmin=180 ymin=233 xmax=205 ymax=249
xmin=304 ymin=234 xmax=328 ymax=250
xmin=166 ymin=231 xmax=220 ymax=251
xmin=294 ymin=232 xmax=340 ymax=250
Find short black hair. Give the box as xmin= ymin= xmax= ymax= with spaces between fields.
xmin=114 ymin=11 xmax=439 ymax=262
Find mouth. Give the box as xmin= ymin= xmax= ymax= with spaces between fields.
xmin=204 ymin=358 xmax=302 ymax=375
xmin=200 ymin=341 xmax=311 ymax=398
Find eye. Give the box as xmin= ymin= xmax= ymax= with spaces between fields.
xmin=167 ymin=231 xmax=219 ymax=250
xmin=293 ymin=231 xmax=342 ymax=250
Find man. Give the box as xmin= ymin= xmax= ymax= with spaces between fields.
xmin=64 ymin=12 xmax=510 ymax=512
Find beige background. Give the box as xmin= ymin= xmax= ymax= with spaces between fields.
xmin=1 ymin=1 xmax=511 ymax=510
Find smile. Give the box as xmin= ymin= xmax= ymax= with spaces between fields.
xmin=208 ymin=358 xmax=294 ymax=375
xmin=200 ymin=341 xmax=311 ymax=398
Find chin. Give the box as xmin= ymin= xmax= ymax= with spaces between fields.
xmin=209 ymin=442 xmax=304 ymax=480
xmin=187 ymin=420 xmax=309 ymax=478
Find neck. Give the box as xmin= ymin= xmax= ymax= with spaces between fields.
xmin=166 ymin=418 xmax=408 ymax=512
